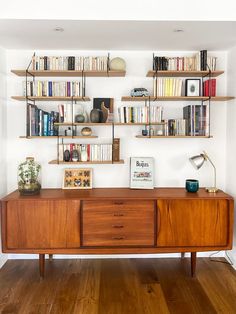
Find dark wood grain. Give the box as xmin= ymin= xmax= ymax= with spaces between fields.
xmin=1 ymin=258 xmax=236 ymax=314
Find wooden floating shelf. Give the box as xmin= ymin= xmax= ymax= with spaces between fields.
xmin=136 ymin=135 xmax=213 ymax=138
xmin=11 ymin=69 xmax=126 ymax=77
xmin=19 ymin=135 xmax=98 ymax=139
xmin=146 ymin=70 xmax=224 ymax=78
xmin=121 ymin=96 xmax=235 ymax=102
xmin=49 ymin=160 xmax=125 ymax=165
xmin=54 ymin=122 xmax=113 ymax=126
xmin=114 ymin=122 xmax=166 ymax=125
xmin=12 ymin=96 xmax=91 ymax=101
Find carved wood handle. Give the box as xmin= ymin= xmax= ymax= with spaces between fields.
xmin=112 ymin=236 xmax=125 ymax=240
xmin=113 ymin=213 xmax=124 ymax=217
xmin=112 ymin=225 xmax=124 ymax=228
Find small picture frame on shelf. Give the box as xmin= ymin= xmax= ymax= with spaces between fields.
xmin=185 ymin=79 xmax=201 ymax=96
xmin=130 ymin=157 xmax=154 ymax=189
xmin=62 ymin=168 xmax=92 ymax=189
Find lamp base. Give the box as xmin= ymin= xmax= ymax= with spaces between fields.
xmin=205 ymin=187 xmax=218 ymax=193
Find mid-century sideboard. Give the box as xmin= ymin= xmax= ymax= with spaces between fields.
xmin=1 ymin=188 xmax=234 ymax=278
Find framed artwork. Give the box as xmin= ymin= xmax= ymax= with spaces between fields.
xmin=130 ymin=157 xmax=154 ymax=189
xmin=185 ymin=79 xmax=201 ymax=96
xmin=62 ymin=168 xmax=92 ymax=189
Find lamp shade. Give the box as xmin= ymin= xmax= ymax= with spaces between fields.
xmin=189 ymin=154 xmax=206 ymax=170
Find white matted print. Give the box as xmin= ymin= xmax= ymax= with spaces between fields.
xmin=130 ymin=157 xmax=154 ymax=189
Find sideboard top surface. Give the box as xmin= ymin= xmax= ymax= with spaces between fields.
xmin=1 ymin=188 xmax=233 ymax=202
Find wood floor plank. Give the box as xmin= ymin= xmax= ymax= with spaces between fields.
xmin=152 ymin=258 xmax=217 ymax=314
xmin=1 ymin=258 xmax=236 ymax=314
xmin=197 ymin=258 xmax=236 ymax=313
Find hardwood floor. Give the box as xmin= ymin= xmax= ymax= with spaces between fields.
xmin=0 ymin=258 xmax=236 ymax=313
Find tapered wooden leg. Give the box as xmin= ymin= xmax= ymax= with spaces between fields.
xmin=191 ymin=252 xmax=197 ymax=277
xmin=181 ymin=252 xmax=185 ymax=259
xmin=49 ymin=254 xmax=53 ymax=261
xmin=39 ymin=254 xmax=45 ymax=279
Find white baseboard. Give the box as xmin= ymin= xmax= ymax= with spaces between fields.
xmin=226 ymin=250 xmax=236 ymax=270
xmin=0 ymin=253 xmax=7 ymax=268
xmin=7 ymin=251 xmax=225 ymax=260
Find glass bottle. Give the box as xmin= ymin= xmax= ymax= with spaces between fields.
xmin=17 ymin=157 xmax=41 ymax=195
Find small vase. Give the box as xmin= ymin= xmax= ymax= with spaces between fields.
xmin=17 ymin=157 xmax=41 ymax=195
xmin=64 ymin=150 xmax=70 ymax=162
xmin=90 ymin=109 xmax=103 ymax=123
xmin=72 ymin=149 xmax=79 ymax=162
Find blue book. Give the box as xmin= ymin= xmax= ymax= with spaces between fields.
xmin=43 ymin=113 xmax=49 ymax=136
xmin=48 ymin=81 xmax=52 ymax=97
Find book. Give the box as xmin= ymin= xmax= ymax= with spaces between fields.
xmin=112 ymin=138 xmax=120 ymax=161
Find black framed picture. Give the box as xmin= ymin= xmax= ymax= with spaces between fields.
xmin=185 ymin=79 xmax=201 ymax=96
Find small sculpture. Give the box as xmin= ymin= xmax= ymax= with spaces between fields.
xmin=109 ymin=57 xmax=126 ymax=71
xmin=131 ymin=88 xmax=149 ymax=97
xmin=81 ymin=127 xmax=92 ymax=136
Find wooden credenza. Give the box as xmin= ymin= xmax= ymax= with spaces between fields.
xmin=1 ymin=188 xmax=234 ymax=278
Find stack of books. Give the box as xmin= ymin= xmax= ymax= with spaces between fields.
xmin=153 ymin=51 xmax=217 ymax=72
xmin=203 ymin=79 xmax=216 ymax=97
xmin=162 ymin=119 xmax=186 ymax=136
xmin=27 ymin=104 xmax=59 ymax=136
xmin=118 ymin=105 xmax=163 ymax=124
xmin=153 ymin=78 xmax=183 ymax=97
xmin=59 ymin=144 xmax=113 ymax=162
xmin=23 ymin=81 xmax=82 ymax=97
xmin=183 ymin=104 xmax=209 ymax=136
xmin=32 ymin=55 xmax=108 ymax=71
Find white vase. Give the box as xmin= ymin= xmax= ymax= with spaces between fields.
xmin=81 ymin=148 xmax=88 ymax=162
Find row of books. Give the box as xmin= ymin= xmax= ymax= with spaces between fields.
xmin=23 ymin=81 xmax=83 ymax=97
xmin=153 ymin=51 xmax=216 ymax=72
xmin=162 ymin=119 xmax=186 ymax=136
xmin=118 ymin=106 xmax=163 ymax=124
xmin=203 ymin=79 xmax=216 ymax=97
xmin=32 ymin=55 xmax=108 ymax=71
xmin=183 ymin=104 xmax=209 ymax=136
xmin=27 ymin=104 xmax=59 ymax=136
xmin=153 ymin=78 xmax=183 ymax=97
xmin=59 ymin=144 xmax=113 ymax=162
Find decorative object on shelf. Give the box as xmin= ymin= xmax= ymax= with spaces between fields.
xmin=131 ymin=88 xmax=149 ymax=97
xmin=130 ymin=157 xmax=154 ymax=189
xmin=112 ymin=138 xmax=120 ymax=162
xmin=185 ymin=179 xmax=199 ymax=193
xmin=75 ymin=114 xmax=85 ymax=123
xmin=72 ymin=149 xmax=79 ymax=162
xmin=80 ymin=145 xmax=88 ymax=161
xmin=185 ymin=79 xmax=201 ymax=96
xmin=62 ymin=168 xmax=92 ymax=189
xmin=149 ymin=127 xmax=155 ymax=136
xmin=189 ymin=151 xmax=218 ymax=193
xmin=18 ymin=157 xmax=41 ymax=195
xmin=101 ymin=102 xmax=109 ymax=122
xmin=93 ymin=98 xmax=114 ymax=122
xmin=90 ymin=108 xmax=103 ymax=123
xmin=109 ymin=57 xmax=126 ymax=71
xmin=81 ymin=127 xmax=92 ymax=136
xmin=64 ymin=149 xmax=70 ymax=162
xmin=65 ymin=127 xmax=73 ymax=137
xmin=142 ymin=129 xmax=148 ymax=136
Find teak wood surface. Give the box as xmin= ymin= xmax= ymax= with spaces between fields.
xmin=1 ymin=188 xmax=234 ymax=278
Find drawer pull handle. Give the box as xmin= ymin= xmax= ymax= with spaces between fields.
xmin=114 ymin=202 xmax=124 ymax=205
xmin=112 ymin=236 xmax=125 ymax=240
xmin=113 ymin=213 xmax=124 ymax=217
xmin=112 ymin=225 xmax=124 ymax=228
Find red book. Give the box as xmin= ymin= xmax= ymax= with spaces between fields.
xmin=87 ymin=144 xmax=90 ymax=161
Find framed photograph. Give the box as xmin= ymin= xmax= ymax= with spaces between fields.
xmin=62 ymin=168 xmax=92 ymax=189
xmin=185 ymin=79 xmax=201 ymax=96
xmin=130 ymin=157 xmax=154 ymax=189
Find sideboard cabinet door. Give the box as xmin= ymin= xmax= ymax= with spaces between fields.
xmin=5 ymin=200 xmax=81 ymax=249
xmin=157 ymin=199 xmax=230 ymax=247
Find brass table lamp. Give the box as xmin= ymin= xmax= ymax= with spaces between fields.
xmin=189 ymin=151 xmax=218 ymax=193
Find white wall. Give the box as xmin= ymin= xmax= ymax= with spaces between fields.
xmin=226 ymin=45 xmax=236 ymax=267
xmin=0 ymin=47 xmax=7 ymax=268
xmin=1 ymin=0 xmax=236 ymax=20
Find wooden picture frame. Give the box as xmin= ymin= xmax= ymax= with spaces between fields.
xmin=62 ymin=168 xmax=92 ymax=189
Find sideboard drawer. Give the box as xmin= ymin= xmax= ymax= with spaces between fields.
xmin=82 ymin=200 xmax=155 ymax=247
